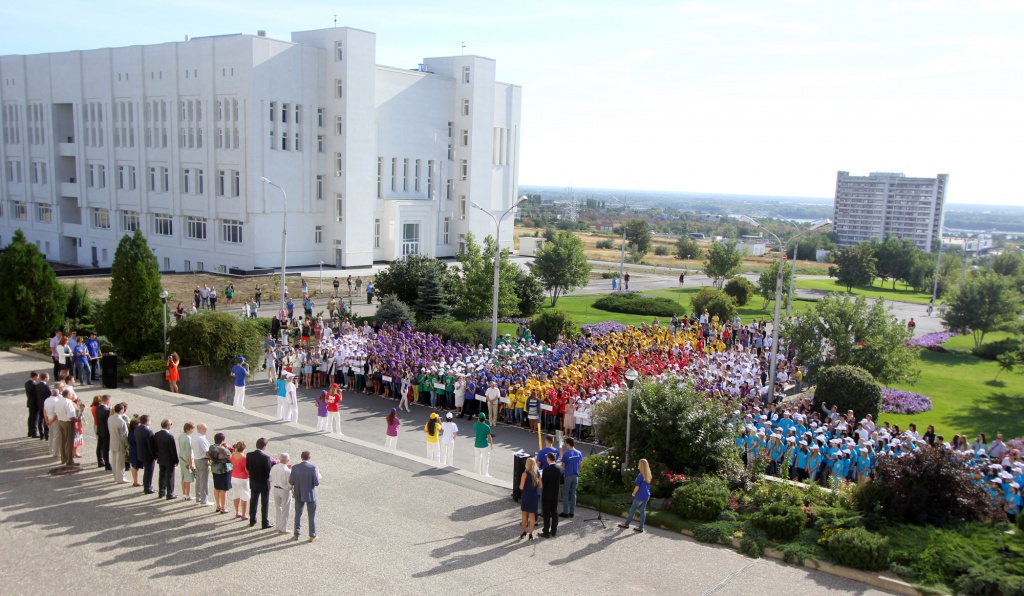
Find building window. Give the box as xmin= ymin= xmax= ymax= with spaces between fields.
xmin=391 ymin=158 xmax=397 ymax=191
xmin=197 ymin=169 xmax=204 ymax=194
xmin=414 ymin=159 xmax=421 ymax=193
xmin=314 ymin=225 xmax=323 ymax=244
xmin=335 ymin=79 xmax=343 ymax=99
xmin=163 ymin=257 xmax=170 ymax=270
xmin=149 ymin=167 xmax=157 ymax=191
xmin=269 ymin=102 xmax=276 ymax=122
xmin=295 ymin=105 xmax=302 ymax=124
xmin=335 ymin=41 xmax=343 ymax=61
xmin=217 ymin=170 xmax=226 ymax=196
xmin=35 ymin=203 xmax=52 ymax=223
xmin=460 ymin=195 xmax=467 ymax=220
xmin=317 ymin=135 xmax=324 ymax=153
xmin=427 ymin=160 xmax=435 ymax=199
xmin=335 ymin=152 xmax=343 ymax=177
xmin=115 ymin=165 xmax=126 ymax=189
xmin=98 ymin=165 xmax=106 ymax=188
xmin=317 ymin=108 xmax=324 ymax=127
xmin=461 ymin=129 xmax=469 ymax=146
xmin=12 ymin=201 xmax=27 ymax=220
xmin=335 ymin=116 xmax=343 ymax=136
xmin=294 ymin=132 xmax=301 ymax=151
xmin=122 ymin=210 xmax=140 ymax=231
xmin=463 ymin=66 xmax=471 ymax=83
xmin=282 ymin=103 xmax=289 ymax=124
xmin=186 ymin=216 xmax=207 ymax=240
xmin=403 ymin=158 xmax=409 ymax=191
xmin=402 ymin=222 xmax=420 ymax=258
xmin=316 ymin=175 xmax=324 ymax=200
xmin=182 ymin=168 xmax=191 ymax=194
xmin=460 ymin=159 xmax=468 ymax=181
xmin=162 ymin=167 xmax=169 ymax=192
xmin=462 ymin=99 xmax=470 ymax=116
xmin=335 ymin=194 xmax=343 ymax=222
xmin=446 ymin=179 xmax=453 ymax=201
xmin=92 ymin=208 xmax=111 ymax=229
xmin=443 ymin=217 xmax=450 ymax=244
xmin=374 ymin=218 xmax=381 ymax=248
xmin=281 ymin=132 xmax=288 ymax=151
xmin=232 ymin=171 xmax=240 ymax=197
xmin=222 ymin=219 xmax=243 ymax=244
xmin=377 ymin=157 xmax=384 ymax=198
xmin=154 ymin=213 xmax=173 ymax=236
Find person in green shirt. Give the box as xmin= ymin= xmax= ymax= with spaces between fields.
xmin=417 ymin=371 xmax=428 ymax=406
xmin=443 ymin=372 xmax=455 ymax=409
xmin=474 ymin=412 xmax=493 ymax=477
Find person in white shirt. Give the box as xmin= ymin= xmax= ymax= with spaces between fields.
xmin=285 ymin=374 xmax=298 ymax=424
xmin=191 ymin=424 xmax=212 ymax=505
xmin=44 ymin=388 xmax=61 ymax=457
xmin=440 ymin=412 xmax=459 ymax=467
xmin=55 ymin=389 xmax=79 ymax=467
xmin=485 ymin=382 xmax=501 ymax=427
xmin=270 ymin=453 xmax=293 ymax=535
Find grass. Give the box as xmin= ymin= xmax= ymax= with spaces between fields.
xmin=879 ymin=348 xmax=1024 ymax=440
xmin=941 ymin=331 xmax=1015 ymax=353
xmin=795 ymin=278 xmax=934 ymax=305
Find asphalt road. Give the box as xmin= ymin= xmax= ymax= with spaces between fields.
xmin=0 ymin=350 xmax=893 ymax=595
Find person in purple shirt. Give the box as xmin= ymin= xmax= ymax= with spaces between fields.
xmin=559 ymin=437 xmax=583 ymax=518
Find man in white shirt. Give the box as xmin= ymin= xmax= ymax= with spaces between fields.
xmin=440 ymin=412 xmax=458 ymax=467
xmin=285 ymin=375 xmax=298 ymax=424
xmin=55 ymin=389 xmax=79 ymax=467
xmin=44 ymin=388 xmax=60 ymax=457
xmin=270 ymin=453 xmax=293 ymax=535
xmin=485 ymin=382 xmax=501 ymax=427
xmin=190 ymin=424 xmax=212 ymax=505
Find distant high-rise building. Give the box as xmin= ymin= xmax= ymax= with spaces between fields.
xmin=832 ymin=171 xmax=948 ymax=251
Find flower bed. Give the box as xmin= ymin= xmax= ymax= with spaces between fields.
xmin=906 ymin=331 xmax=958 ymax=350
xmin=881 ymin=387 xmax=933 ymax=415
xmin=581 ymin=321 xmax=627 ymax=337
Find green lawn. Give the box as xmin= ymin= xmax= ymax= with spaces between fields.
xmin=795 ymin=278 xmax=934 ymax=305
xmin=940 ymin=331 xmax=1015 ymax=353
xmin=879 ymin=349 xmax=1024 ymax=440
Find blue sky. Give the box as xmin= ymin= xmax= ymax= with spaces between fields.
xmin=1 ymin=0 xmax=1021 ymax=205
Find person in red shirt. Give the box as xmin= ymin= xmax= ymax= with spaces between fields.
xmin=326 ymin=385 xmax=343 ymax=436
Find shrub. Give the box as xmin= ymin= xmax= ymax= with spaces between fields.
xmin=167 ymin=311 xmax=265 ymax=372
xmin=374 ymin=297 xmax=415 ymax=326
xmin=513 ymin=267 xmax=545 ymax=316
xmin=671 ymin=476 xmax=729 ymax=521
xmin=739 ymin=525 xmax=769 ymax=559
xmin=971 ymin=336 xmax=1023 ymax=360
xmin=750 ymin=502 xmax=808 ymax=541
xmin=852 ymin=481 xmax=894 ymax=518
xmin=653 ymin=245 xmax=670 ymax=256
xmin=826 ymin=527 xmax=891 ymax=572
xmin=873 ymin=447 xmax=1002 ymax=527
xmin=723 ymin=277 xmax=755 ymax=307
xmin=122 ymin=359 xmax=168 ymax=378
xmin=693 ymin=520 xmax=742 ymax=544
xmin=418 ymin=316 xmax=490 ymax=346
xmin=595 ymin=239 xmax=615 ymax=250
xmin=600 ymin=271 xmax=618 ymax=279
xmin=688 ymin=288 xmax=738 ymax=322
xmin=578 ymin=454 xmax=622 ymax=497
xmin=530 ymin=310 xmax=579 ymax=344
xmin=814 ymin=365 xmax=883 ymax=420
xmin=593 ymin=293 xmax=686 ymax=317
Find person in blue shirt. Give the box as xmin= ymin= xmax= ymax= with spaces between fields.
xmin=793 ymin=441 xmax=809 ymax=482
xmin=73 ymin=337 xmax=91 ymax=386
xmin=559 ymin=437 xmax=583 ymax=518
xmin=84 ymin=332 xmax=102 ymax=382
xmin=536 ymin=434 xmax=559 ymax=471
xmin=856 ymin=448 xmax=872 ymax=482
xmin=807 ymin=444 xmax=823 ymax=483
xmin=617 ymin=459 xmax=652 ymax=533
xmin=231 ymin=357 xmax=249 ymax=409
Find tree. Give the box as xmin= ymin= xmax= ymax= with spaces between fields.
xmin=689 ymin=288 xmax=738 ymax=322
xmin=0 ymin=229 xmax=68 ymax=340
xmin=723 ymin=277 xmax=755 ymax=306
xmin=531 ymin=230 xmax=591 ymax=306
xmin=624 ymin=219 xmax=652 ymax=256
xmin=756 ymin=260 xmax=791 ymax=309
xmin=675 ymin=236 xmax=704 ymax=261
xmin=168 ymin=311 xmax=264 ymax=372
xmin=530 ymin=310 xmax=579 ymax=343
xmin=513 ymin=267 xmax=545 ymax=316
xmin=454 ymin=232 xmax=520 ymax=319
xmin=703 ymin=241 xmax=743 ymax=289
xmin=782 ymin=294 xmax=918 ymax=384
xmin=832 ymin=243 xmax=877 ymax=292
xmin=990 ymin=251 xmax=1024 ymax=279
xmin=874 ymin=237 xmax=918 ymax=289
xmin=373 ymin=255 xmax=458 ymax=314
xmin=104 ymin=230 xmax=164 ymax=361
xmin=374 ymin=296 xmax=415 ymax=326
xmin=942 ymin=271 xmax=1024 ymax=347
xmin=787 ymin=232 xmax=836 ymax=261
xmin=412 ymin=272 xmax=449 ymax=323
xmin=814 ymin=365 xmax=883 ymax=420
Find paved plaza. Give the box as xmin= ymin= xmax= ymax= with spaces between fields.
xmin=0 ymin=351 xmax=893 ymax=594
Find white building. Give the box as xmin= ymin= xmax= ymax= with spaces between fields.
xmin=833 ymin=171 xmax=948 ymax=251
xmin=0 ymin=27 xmax=522 ymax=271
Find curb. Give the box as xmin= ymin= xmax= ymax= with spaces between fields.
xmin=10 ymin=347 xmax=52 ymax=363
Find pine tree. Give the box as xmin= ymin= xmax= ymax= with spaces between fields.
xmin=0 ymin=229 xmax=68 ymax=340
xmin=104 ymin=230 xmax=164 ymax=360
xmin=413 ymin=271 xmax=450 ymax=323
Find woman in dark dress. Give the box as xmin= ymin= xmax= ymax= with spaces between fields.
xmin=519 ymin=458 xmax=541 ymax=541
xmin=127 ymin=416 xmax=142 ymax=487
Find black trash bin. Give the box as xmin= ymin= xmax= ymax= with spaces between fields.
xmin=102 ymin=353 xmax=118 ymax=389
xmin=512 ymin=451 xmax=531 ymax=502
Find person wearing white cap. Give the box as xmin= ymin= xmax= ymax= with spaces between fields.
xmin=284 ymin=372 xmax=298 ymax=424
xmin=440 ymin=412 xmax=458 ymax=466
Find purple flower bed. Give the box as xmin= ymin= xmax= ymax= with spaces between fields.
xmin=581 ymin=322 xmax=627 ymax=337
xmin=1007 ymin=438 xmax=1024 ymax=453
xmin=906 ymin=331 xmax=959 ymax=349
xmin=881 ymin=387 xmax=933 ymax=415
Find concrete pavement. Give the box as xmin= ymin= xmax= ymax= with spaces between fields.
xmin=0 ymin=351 xmax=893 ymax=595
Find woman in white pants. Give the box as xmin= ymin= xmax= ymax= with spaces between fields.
xmin=284 ymin=373 xmax=298 ymax=424
xmin=398 ymin=371 xmax=412 ymax=413
xmin=424 ymin=412 xmax=441 ymax=463
xmin=440 ymin=412 xmax=458 ymax=466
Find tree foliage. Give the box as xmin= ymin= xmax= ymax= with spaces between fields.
xmin=373 ymin=255 xmax=458 ymax=319
xmin=103 ymin=230 xmax=164 ymax=360
xmin=942 ymin=271 xmax=1023 ymax=347
xmin=723 ymin=277 xmax=755 ymax=307
xmin=832 ymin=243 xmax=877 ymax=292
xmin=756 ymin=260 xmax=791 ymax=309
xmin=814 ymin=365 xmax=883 ymax=420
xmin=703 ymin=241 xmax=744 ymax=289
xmin=990 ymin=251 xmax=1024 ymax=279
xmin=782 ymin=294 xmax=918 ymax=384
xmin=375 ymin=296 xmax=415 ymax=326
xmin=531 ymin=230 xmax=591 ymax=306
xmin=623 ymin=219 xmax=652 ymax=256
xmin=593 ymin=378 xmax=738 ymax=475
xmin=689 ymin=288 xmax=739 ymax=322
xmin=675 ymin=236 xmax=704 ymax=261
xmin=530 ymin=310 xmax=579 ymax=344
xmin=0 ymin=229 xmax=68 ymax=340
xmin=167 ymin=311 xmax=264 ymax=372
xmin=412 ymin=271 xmax=450 ymax=323
xmin=454 ymin=232 xmax=520 ymax=319
xmin=873 ymin=236 xmax=918 ymax=289
xmin=513 ymin=267 xmax=545 ymax=316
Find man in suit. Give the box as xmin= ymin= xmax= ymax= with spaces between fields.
xmin=25 ymin=371 xmax=38 ymax=438
xmin=153 ymin=419 xmax=178 ymax=499
xmin=289 ymin=450 xmax=321 ymax=541
xmin=246 ymin=437 xmax=273 ymax=529
xmin=107 ymin=402 xmax=129 ymax=484
xmin=540 ymin=452 xmax=562 ymax=538
xmin=95 ymin=394 xmax=112 ymax=470
xmin=35 ymin=373 xmax=51 ymax=442
xmin=134 ymin=415 xmax=157 ymax=494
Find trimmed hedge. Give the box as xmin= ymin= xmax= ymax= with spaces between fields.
xmin=688 ymin=288 xmax=739 ymax=322
xmin=417 ymin=316 xmax=491 ymax=346
xmin=671 ymin=477 xmax=729 ymax=521
xmin=750 ymin=502 xmax=807 ymax=540
xmin=826 ymin=527 xmax=891 ymax=572
xmin=814 ymin=365 xmax=883 ymax=420
xmin=724 ymin=277 xmax=755 ymax=306
xmin=593 ymin=293 xmax=685 ymax=317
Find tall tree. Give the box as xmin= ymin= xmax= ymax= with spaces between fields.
xmin=990 ymin=252 xmax=1024 ymax=279
xmin=832 ymin=243 xmax=877 ymax=292
xmin=675 ymin=236 xmax=704 ymax=261
xmin=532 ymin=230 xmax=592 ymax=306
xmin=412 ymin=272 xmax=450 ymax=323
xmin=373 ymin=254 xmax=458 ymax=311
xmin=624 ymin=219 xmax=652 ymax=256
xmin=875 ymin=236 xmax=918 ymax=289
xmin=104 ymin=230 xmax=164 ymax=360
xmin=0 ymin=229 xmax=68 ymax=340
xmin=703 ymin=241 xmax=743 ymax=289
xmin=756 ymin=259 xmax=791 ymax=309
xmin=942 ymin=271 xmax=1024 ymax=347
xmin=782 ymin=294 xmax=918 ymax=384
xmin=454 ymin=232 xmax=520 ymax=319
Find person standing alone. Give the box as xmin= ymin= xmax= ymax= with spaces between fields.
xmin=231 ymin=357 xmax=249 ymax=409
xmin=289 ymin=451 xmax=321 ymax=541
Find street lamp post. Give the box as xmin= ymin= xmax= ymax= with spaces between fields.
xmin=787 ymin=240 xmax=799 ymax=317
xmin=610 ymin=196 xmax=627 ymax=290
xmin=739 ymin=217 xmax=830 ymax=404
xmin=623 ymin=368 xmax=639 ymax=470
xmin=159 ymin=289 xmax=169 ymax=359
xmin=259 ymin=176 xmax=288 ymax=314
xmin=471 ymin=195 xmax=528 ymax=347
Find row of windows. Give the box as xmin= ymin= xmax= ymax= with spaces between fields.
xmin=376 ymin=157 xmax=444 ymax=198
xmin=2 ymin=103 xmax=21 ymax=145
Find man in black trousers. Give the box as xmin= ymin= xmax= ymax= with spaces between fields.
xmin=134 ymin=415 xmax=157 ymax=494
xmin=153 ymin=419 xmax=178 ymax=500
xmin=247 ymin=437 xmax=273 ymax=529
xmin=540 ymin=452 xmax=562 ymax=538
xmin=25 ymin=371 xmax=38 ymax=438
xmin=95 ymin=394 xmax=111 ymax=470
xmin=34 ymin=373 xmax=51 ymax=441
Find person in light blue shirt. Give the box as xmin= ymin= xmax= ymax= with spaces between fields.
xmin=559 ymin=437 xmax=583 ymax=518
xmin=72 ymin=338 xmax=91 ymax=386
xmin=793 ymin=442 xmax=809 ymax=482
xmin=807 ymin=445 xmax=822 ymax=483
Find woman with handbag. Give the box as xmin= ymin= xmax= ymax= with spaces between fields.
xmin=208 ymin=433 xmax=234 ymax=514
